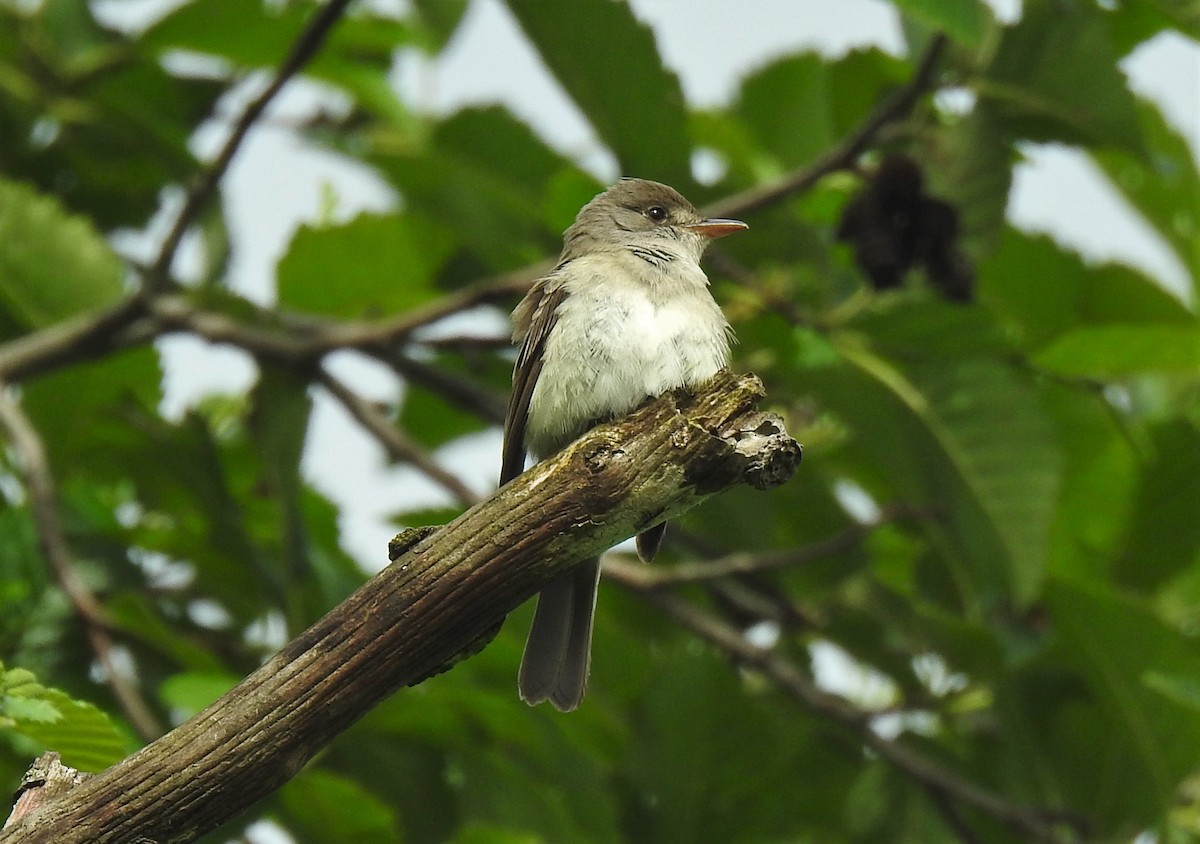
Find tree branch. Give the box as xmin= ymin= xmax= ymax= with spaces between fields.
xmin=0 ymin=388 xmax=164 ymax=742
xmin=0 ymin=370 xmax=800 ymax=844
xmin=315 ymin=367 xmax=482 ymax=507
xmin=3 ymin=754 xmax=91 ymax=831
xmin=637 ymin=589 xmax=1087 ymax=844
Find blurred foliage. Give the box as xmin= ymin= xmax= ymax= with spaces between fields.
xmin=0 ymin=0 xmax=1198 ymax=842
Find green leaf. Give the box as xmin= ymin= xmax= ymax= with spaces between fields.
xmin=144 ymin=0 xmax=423 ymax=117
xmin=297 ymin=487 xmax=370 ymax=608
xmin=108 ymin=408 xmax=275 ymax=623
xmin=733 ymin=54 xmax=838 ymax=172
xmin=1147 ymin=0 xmax=1200 ymax=35
xmin=503 ymin=0 xmax=692 ymax=187
xmin=369 ymin=108 xmax=599 ymax=274
xmin=717 ymin=48 xmax=906 ymax=183
xmin=399 ymin=384 xmax=483 ymax=450
xmin=1046 ymin=579 xmax=1200 ymax=828
xmin=1091 ymin=96 xmax=1200 ymax=290
xmin=981 ymin=230 xmax=1199 ymax=376
xmin=412 ymin=0 xmax=470 ymax=51
xmin=624 ymin=644 xmax=857 ymax=843
xmin=826 ymin=49 xmax=911 ymax=135
xmin=818 ymin=327 xmax=1063 ymax=604
xmin=277 ymin=212 xmax=454 ymax=318
xmin=105 ymin=594 xmax=229 ymax=673
xmin=3 ymin=696 xmax=61 ymax=725
xmin=450 ymin=827 xmax=540 ymax=844
xmin=383 ymin=106 xmax=599 ymax=267
xmin=278 ymin=767 xmax=401 ymax=844
xmin=0 ymin=5 xmax=218 ymax=226
xmin=11 ymin=689 xmax=126 ymax=772
xmin=893 ymin=0 xmax=990 ymax=46
xmin=981 ymin=0 xmax=1143 ymax=152
xmin=147 ymin=0 xmax=374 ymax=67
xmin=1110 ymin=0 xmax=1200 ymax=47
xmin=0 ymin=177 xmax=124 ymax=335
xmin=1033 ymin=324 xmax=1200 ymax=376
xmin=159 ymin=671 xmax=239 ymax=720
xmin=248 ymin=364 xmax=310 ymax=515
xmin=21 ymin=348 xmax=164 ymax=477
xmin=377 ymin=156 xmax=560 ymax=272
xmin=1 ymin=665 xmax=40 ymax=694
xmin=1112 ymin=420 xmax=1200 ymax=591
xmin=1105 ymin=0 xmax=1198 ymax=54
xmin=1040 ymin=384 xmax=1138 ymax=583
xmin=844 ymin=297 xmax=1012 ymax=360
xmin=436 ymin=108 xmax=586 ymax=213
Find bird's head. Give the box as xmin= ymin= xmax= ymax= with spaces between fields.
xmin=562 ymin=178 xmax=747 ymax=263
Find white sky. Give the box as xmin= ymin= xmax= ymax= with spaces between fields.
xmin=99 ymin=0 xmax=1200 ymax=569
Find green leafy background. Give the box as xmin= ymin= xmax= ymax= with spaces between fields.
xmin=0 ymin=0 xmax=1197 ymax=842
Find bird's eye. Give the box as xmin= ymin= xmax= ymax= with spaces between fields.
xmin=645 ymin=205 xmax=668 ymax=222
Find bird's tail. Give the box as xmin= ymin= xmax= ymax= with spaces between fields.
xmin=518 ymin=558 xmax=601 ymax=712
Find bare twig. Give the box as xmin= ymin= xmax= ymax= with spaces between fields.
xmin=145 ymin=0 xmax=357 ymax=289
xmin=0 ymin=298 xmax=153 ymax=385
xmin=0 ymin=388 xmax=163 ymax=741
xmin=146 ymin=295 xmax=318 ymax=362
xmin=640 ymin=590 xmax=1086 ymax=844
xmin=315 ymin=368 xmax=482 ymax=507
xmin=604 ymin=508 xmax=919 ymax=587
xmin=320 ymin=268 xmax=539 ymax=350
xmin=414 ymin=334 xmax=511 ymax=352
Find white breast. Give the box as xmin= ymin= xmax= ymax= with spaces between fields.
xmin=524 ymin=252 xmax=732 ymax=458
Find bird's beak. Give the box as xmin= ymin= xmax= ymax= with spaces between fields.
xmin=684 ymin=218 xmax=749 ymax=240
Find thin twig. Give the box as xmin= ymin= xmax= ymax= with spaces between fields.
xmin=604 ymin=513 xmax=900 ymax=587
xmin=414 ymin=334 xmax=511 ymax=352
xmin=145 ymin=0 xmax=356 ymax=288
xmin=0 ymin=297 xmax=153 ymax=385
xmin=147 ymin=295 xmax=318 ymax=362
xmin=321 ymin=268 xmax=539 ymax=350
xmin=315 ymin=368 xmax=481 ymax=507
xmin=640 ymin=590 xmax=1087 ymax=844
xmin=0 ymin=387 xmax=163 ymax=742
xmin=605 ymin=504 xmax=929 ymax=587
xmin=703 ymin=33 xmax=949 ymax=221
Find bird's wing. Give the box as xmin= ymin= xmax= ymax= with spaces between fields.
xmin=500 ymin=281 xmax=567 ymax=486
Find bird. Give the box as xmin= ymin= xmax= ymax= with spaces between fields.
xmin=499 ymin=177 xmax=747 ymax=711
